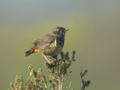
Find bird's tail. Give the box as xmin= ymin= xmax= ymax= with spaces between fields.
xmin=25 ymin=49 xmax=34 ymax=56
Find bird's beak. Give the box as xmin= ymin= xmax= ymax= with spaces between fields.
xmin=65 ymin=29 xmax=69 ymax=32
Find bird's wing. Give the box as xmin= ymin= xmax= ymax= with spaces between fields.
xmin=33 ymin=33 xmax=55 ymax=46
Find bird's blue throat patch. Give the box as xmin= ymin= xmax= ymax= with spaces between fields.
xmin=58 ymin=32 xmax=65 ymax=43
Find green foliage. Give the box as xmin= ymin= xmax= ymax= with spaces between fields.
xmin=80 ymin=69 xmax=91 ymax=90
xmin=8 ymin=51 xmax=91 ymax=90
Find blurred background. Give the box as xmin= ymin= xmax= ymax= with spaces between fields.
xmin=0 ymin=0 xmax=120 ymax=90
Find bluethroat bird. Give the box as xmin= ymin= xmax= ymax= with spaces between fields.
xmin=25 ymin=27 xmax=68 ymax=64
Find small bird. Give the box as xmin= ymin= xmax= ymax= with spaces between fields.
xmin=25 ymin=27 xmax=68 ymax=64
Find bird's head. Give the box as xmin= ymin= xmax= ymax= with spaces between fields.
xmin=52 ymin=27 xmax=69 ymax=36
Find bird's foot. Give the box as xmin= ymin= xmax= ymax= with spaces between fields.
xmin=42 ymin=54 xmax=57 ymax=65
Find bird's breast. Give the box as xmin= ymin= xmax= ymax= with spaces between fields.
xmin=39 ymin=38 xmax=63 ymax=56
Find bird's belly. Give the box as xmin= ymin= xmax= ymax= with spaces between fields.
xmin=41 ymin=43 xmax=62 ymax=56
xmin=53 ymin=45 xmax=63 ymax=56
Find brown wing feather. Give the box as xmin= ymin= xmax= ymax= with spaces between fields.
xmin=33 ymin=33 xmax=55 ymax=46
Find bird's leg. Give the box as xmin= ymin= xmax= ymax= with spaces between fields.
xmin=42 ymin=54 xmax=54 ymax=64
xmin=49 ymin=56 xmax=57 ymax=63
